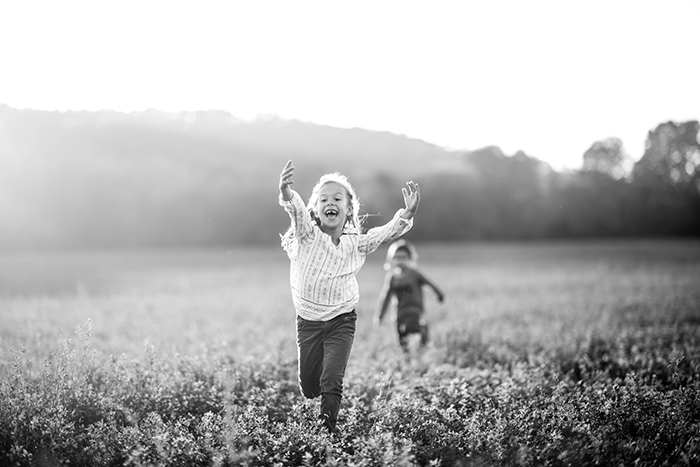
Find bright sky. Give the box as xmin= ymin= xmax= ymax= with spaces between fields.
xmin=1 ymin=0 xmax=698 ymax=169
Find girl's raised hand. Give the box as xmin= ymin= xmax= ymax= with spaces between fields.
xmin=401 ymin=181 xmax=420 ymax=218
xmin=279 ymin=160 xmax=295 ymax=200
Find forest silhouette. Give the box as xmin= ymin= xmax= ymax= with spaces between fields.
xmin=1 ymin=105 xmax=698 ymax=250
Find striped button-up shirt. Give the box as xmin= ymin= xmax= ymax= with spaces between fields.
xmin=280 ymin=190 xmax=413 ymax=321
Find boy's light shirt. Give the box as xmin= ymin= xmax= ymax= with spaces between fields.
xmin=280 ymin=190 xmax=413 ymax=322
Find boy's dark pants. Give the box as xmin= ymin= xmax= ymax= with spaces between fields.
xmin=397 ymin=309 xmax=428 ymax=350
xmin=296 ymin=311 xmax=356 ymax=430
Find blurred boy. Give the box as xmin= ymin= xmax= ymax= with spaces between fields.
xmin=375 ymin=240 xmax=444 ymax=351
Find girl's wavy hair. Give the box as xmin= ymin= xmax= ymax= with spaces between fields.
xmin=384 ymin=239 xmax=418 ymax=271
xmin=281 ymin=172 xmax=362 ymax=251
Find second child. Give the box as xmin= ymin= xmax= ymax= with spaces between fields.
xmin=375 ymin=239 xmax=445 ymax=351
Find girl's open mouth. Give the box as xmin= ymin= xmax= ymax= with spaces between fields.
xmin=324 ymin=208 xmax=338 ymax=220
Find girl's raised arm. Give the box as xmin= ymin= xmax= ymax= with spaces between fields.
xmin=279 ymin=160 xmax=316 ymax=253
xmin=279 ymin=160 xmax=295 ymax=201
xmin=400 ymin=181 xmax=420 ymax=220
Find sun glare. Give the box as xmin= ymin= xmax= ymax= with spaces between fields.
xmin=0 ymin=1 xmax=698 ymax=168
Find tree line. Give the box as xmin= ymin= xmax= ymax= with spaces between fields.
xmin=374 ymin=120 xmax=700 ymax=241
xmin=0 ymin=105 xmax=698 ymax=249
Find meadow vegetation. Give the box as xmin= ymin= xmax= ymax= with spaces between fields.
xmin=1 ymin=240 xmax=699 ymax=466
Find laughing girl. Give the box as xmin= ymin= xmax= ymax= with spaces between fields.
xmin=278 ymin=159 xmax=419 ymax=433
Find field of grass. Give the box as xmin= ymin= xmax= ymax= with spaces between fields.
xmin=1 ymin=240 xmax=699 ymax=466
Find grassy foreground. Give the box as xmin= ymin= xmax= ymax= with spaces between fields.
xmin=1 ymin=240 xmax=699 ymax=466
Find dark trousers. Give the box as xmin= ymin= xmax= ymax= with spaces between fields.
xmin=296 ymin=310 xmax=356 ymax=429
xmin=397 ymin=309 xmax=428 ymax=350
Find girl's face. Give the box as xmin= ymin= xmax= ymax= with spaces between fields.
xmin=316 ymin=182 xmax=350 ymax=232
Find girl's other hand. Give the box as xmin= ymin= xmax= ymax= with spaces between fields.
xmin=280 ymin=160 xmax=295 ymax=200
xmin=401 ymin=181 xmax=420 ymax=218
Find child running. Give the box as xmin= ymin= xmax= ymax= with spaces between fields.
xmin=374 ymin=239 xmax=445 ymax=351
xmin=278 ymin=159 xmax=419 ymax=433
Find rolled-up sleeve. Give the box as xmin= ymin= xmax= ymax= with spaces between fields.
xmin=358 ymin=209 xmax=413 ymax=256
xmin=280 ymin=191 xmax=314 ymax=253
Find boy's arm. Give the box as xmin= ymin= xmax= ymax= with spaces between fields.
xmin=374 ymin=274 xmax=394 ymax=324
xmin=420 ymin=271 xmax=445 ymax=303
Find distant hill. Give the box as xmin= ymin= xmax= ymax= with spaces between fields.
xmin=0 ymin=105 xmax=471 ymax=248
xmin=3 ymin=105 xmax=697 ymax=248
xmin=0 ymin=105 xmax=464 ymax=172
